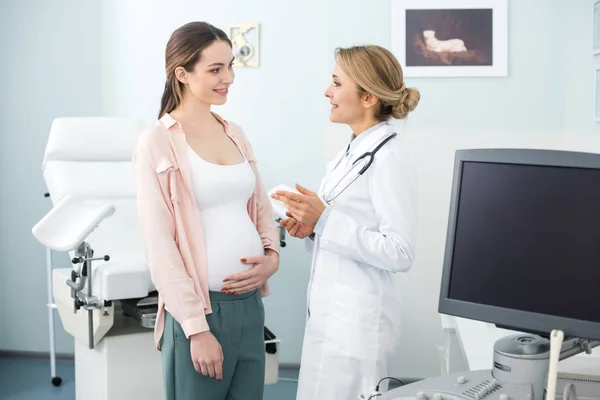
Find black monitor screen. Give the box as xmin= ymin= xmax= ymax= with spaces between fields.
xmin=448 ymin=161 xmax=600 ymax=325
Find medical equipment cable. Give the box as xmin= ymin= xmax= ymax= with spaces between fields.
xmin=364 ymin=377 xmax=407 ymax=399
xmin=376 ymin=376 xmax=406 ymax=390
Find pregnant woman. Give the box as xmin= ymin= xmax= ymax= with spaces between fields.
xmin=132 ymin=21 xmax=280 ymax=400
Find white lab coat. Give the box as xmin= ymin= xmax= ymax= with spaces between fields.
xmin=296 ymin=123 xmax=418 ymax=400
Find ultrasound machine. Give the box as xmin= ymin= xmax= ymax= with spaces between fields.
xmin=377 ymin=148 xmax=600 ymax=400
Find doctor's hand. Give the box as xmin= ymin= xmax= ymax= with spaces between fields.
xmin=280 ymin=211 xmax=314 ymax=239
xmin=271 ymin=184 xmax=326 ymax=226
xmin=221 ymin=249 xmax=279 ymax=295
xmin=190 ymin=331 xmax=224 ymax=380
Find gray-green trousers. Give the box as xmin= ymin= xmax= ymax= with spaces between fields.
xmin=160 ymin=290 xmax=265 ymax=400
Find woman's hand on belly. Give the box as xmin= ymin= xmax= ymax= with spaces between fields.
xmin=221 ymin=249 xmax=279 ymax=295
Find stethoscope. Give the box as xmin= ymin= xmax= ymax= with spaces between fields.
xmin=322 ymin=132 xmax=397 ymax=204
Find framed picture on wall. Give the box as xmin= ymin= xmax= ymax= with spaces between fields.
xmin=594 ymin=0 xmax=600 ymax=55
xmin=595 ymin=67 xmax=600 ymax=122
xmin=390 ymin=0 xmax=508 ymax=77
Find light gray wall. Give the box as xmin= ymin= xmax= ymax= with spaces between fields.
xmin=564 ymin=1 xmax=600 ymax=133
xmin=1 ymin=0 xmax=598 ymax=379
xmin=0 ymin=0 xmax=103 ymax=354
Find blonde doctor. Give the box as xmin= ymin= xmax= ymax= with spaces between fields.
xmin=272 ymin=45 xmax=420 ymax=399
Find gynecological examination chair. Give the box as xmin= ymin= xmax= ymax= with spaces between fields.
xmin=32 ymin=117 xmax=282 ymax=400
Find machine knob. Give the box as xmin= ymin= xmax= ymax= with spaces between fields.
xmin=416 ymin=391 xmax=428 ymax=400
xmin=499 ymin=394 xmax=509 ymax=400
xmin=74 ymin=298 xmax=84 ymax=311
xmin=456 ymin=376 xmax=466 ymax=384
xmin=432 ymin=394 xmax=444 ymax=400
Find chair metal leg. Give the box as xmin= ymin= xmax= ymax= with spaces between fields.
xmin=46 ymin=246 xmax=62 ymax=387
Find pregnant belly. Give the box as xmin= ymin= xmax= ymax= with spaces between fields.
xmin=201 ymin=206 xmax=265 ymax=292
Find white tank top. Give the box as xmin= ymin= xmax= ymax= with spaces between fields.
xmin=186 ymin=145 xmax=265 ymax=292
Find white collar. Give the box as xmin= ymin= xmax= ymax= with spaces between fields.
xmin=345 ymin=123 xmax=394 ymax=165
xmin=346 ymin=121 xmax=389 ymax=157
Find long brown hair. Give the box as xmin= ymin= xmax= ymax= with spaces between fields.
xmin=335 ymin=45 xmax=420 ymax=121
xmin=158 ymin=22 xmax=232 ymax=119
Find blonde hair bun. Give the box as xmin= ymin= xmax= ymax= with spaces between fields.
xmin=392 ymin=87 xmax=421 ymax=120
xmin=335 ymin=45 xmax=420 ymax=121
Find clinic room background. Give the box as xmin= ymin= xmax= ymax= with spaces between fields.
xmin=1 ymin=0 xmax=599 ymax=381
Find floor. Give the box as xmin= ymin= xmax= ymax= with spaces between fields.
xmin=0 ymin=356 xmax=299 ymax=400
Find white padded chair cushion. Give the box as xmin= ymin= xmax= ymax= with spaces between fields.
xmin=43 ymin=162 xmax=136 ymax=203
xmin=43 ymin=117 xmax=143 ymax=166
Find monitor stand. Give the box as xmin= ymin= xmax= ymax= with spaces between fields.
xmin=377 ymin=333 xmax=600 ymax=400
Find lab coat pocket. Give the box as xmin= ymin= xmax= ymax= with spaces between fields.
xmin=325 ymin=284 xmax=381 ymax=361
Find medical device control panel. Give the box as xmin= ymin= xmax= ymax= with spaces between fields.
xmin=379 ymin=370 xmax=533 ymax=400
xmin=380 ymin=369 xmax=600 ymax=400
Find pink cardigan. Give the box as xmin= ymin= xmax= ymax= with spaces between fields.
xmin=132 ymin=112 xmax=280 ymax=349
